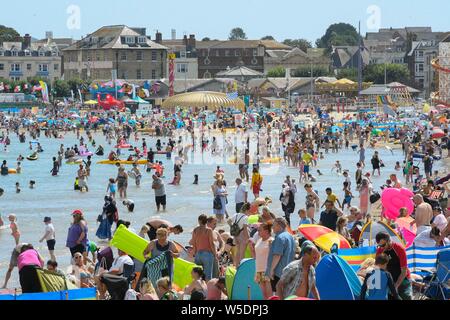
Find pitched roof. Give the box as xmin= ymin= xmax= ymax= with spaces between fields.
xmin=360 ymin=83 xmax=420 ymax=95
xmin=159 ymin=78 xmax=234 ymax=93
xmin=216 ymin=66 xmax=264 ymax=77
xmin=64 ymin=25 xmax=168 ymax=51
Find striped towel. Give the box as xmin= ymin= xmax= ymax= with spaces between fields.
xmin=140 ymin=251 xmax=172 ymax=288
xmin=406 ymin=245 xmax=450 ymax=276
xmin=337 ymin=246 xmax=377 ymax=272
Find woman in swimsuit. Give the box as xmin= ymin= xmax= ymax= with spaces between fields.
xmin=116 ymin=166 xmax=128 ymax=199
xmin=304 ymin=184 xmax=320 ymax=223
xmin=8 ymin=214 xmax=20 ymax=245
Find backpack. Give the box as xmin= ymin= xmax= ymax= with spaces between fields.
xmin=230 ymin=214 xmax=245 ymax=237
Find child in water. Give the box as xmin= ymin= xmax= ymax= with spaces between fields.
xmin=15 ymin=182 xmax=20 ymax=193
xmin=16 ymin=162 xmax=21 ymax=174
xmin=8 ymin=214 xmax=20 ymax=245
xmin=395 ymin=161 xmax=401 ymax=171
xmin=106 ymin=178 xmax=117 ymax=199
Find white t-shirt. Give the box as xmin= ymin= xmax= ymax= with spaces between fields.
xmin=235 ymin=183 xmax=248 ymax=204
xmin=230 ymin=213 xmax=248 ymax=230
xmin=255 ymin=237 xmax=272 ymax=272
xmin=111 ymin=255 xmax=134 ymax=274
xmin=432 ymin=214 xmax=448 ymax=232
xmin=413 ymin=231 xmax=437 ymax=247
xmin=44 ymin=223 xmax=55 ymax=241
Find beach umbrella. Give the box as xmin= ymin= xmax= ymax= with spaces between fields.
xmin=431 ymin=127 xmax=445 ymax=139
xmin=298 ymin=224 xmax=351 ymax=253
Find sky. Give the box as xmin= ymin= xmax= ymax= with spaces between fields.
xmin=1 ymin=0 xmax=449 ymax=43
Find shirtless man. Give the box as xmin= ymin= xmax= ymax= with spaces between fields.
xmin=77 ymin=164 xmax=88 ymax=192
xmin=145 ymin=218 xmax=183 ymax=241
xmin=276 ymin=245 xmax=321 ymax=299
xmin=412 ymin=194 xmax=433 ymax=234
xmin=189 ymin=214 xmax=216 ymax=281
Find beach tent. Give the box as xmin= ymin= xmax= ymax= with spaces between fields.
xmin=229 ymin=259 xmax=263 ymax=300
xmin=315 ymin=254 xmax=362 ymax=300
xmin=359 ymin=220 xmax=405 ymax=247
xmin=298 ymin=224 xmax=351 ymax=253
xmin=0 ymin=288 xmax=96 ymax=300
xmin=337 ymin=246 xmax=377 ymax=272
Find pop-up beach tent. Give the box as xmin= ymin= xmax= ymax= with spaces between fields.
xmin=359 ymin=220 xmax=405 ymax=247
xmin=315 ymin=254 xmax=362 ymax=300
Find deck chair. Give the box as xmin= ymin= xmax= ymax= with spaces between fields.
xmin=422 ymin=248 xmax=450 ymax=300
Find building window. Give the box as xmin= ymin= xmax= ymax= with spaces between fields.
xmin=418 ymin=64 xmax=424 ymax=72
xmin=11 ymin=77 xmax=20 ymax=81
xmin=38 ymin=50 xmax=45 ymax=57
xmin=11 ymin=49 xmax=18 ymax=56
xmin=125 ymin=36 xmax=135 ymax=44
xmin=96 ymin=52 xmax=101 ymax=61
xmin=0 ymin=50 xmax=4 ymax=56
xmin=138 ymin=36 xmax=147 ymax=44
xmin=235 ymin=50 xmax=241 ymax=56
xmin=225 ymin=50 xmax=230 ymax=57
xmin=136 ymin=51 xmax=143 ymax=61
xmin=39 ymin=64 xmax=49 ymax=72
xmin=151 ymin=51 xmax=157 ymax=62
xmin=417 ymin=51 xmax=424 ymax=58
xmin=24 ymin=50 xmax=31 ymax=56
xmin=177 ymin=63 xmax=188 ymax=73
xmin=11 ymin=64 xmax=21 ymax=71
xmin=180 ymin=51 xmax=186 ymax=58
xmin=121 ymin=71 xmax=128 ymax=79
xmin=216 ymin=50 xmax=220 ymax=57
xmin=0 ymin=64 xmax=3 ymax=70
xmin=27 ymin=64 xmax=32 ymax=70
xmin=151 ymin=70 xmax=156 ymax=79
xmin=54 ymin=64 xmax=59 ymax=71
xmin=137 ymin=69 xmax=142 ymax=79
xmin=121 ymin=51 xmax=127 ymax=61
xmin=253 ymin=49 xmax=258 ymax=56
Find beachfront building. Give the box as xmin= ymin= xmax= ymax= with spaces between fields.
xmin=196 ymin=39 xmax=291 ymax=78
xmin=264 ymin=47 xmax=330 ymax=75
xmin=0 ymin=32 xmax=72 ymax=82
xmin=161 ymin=32 xmax=198 ymax=80
xmin=63 ymin=25 xmax=168 ymax=81
xmin=331 ymin=46 xmax=370 ymax=69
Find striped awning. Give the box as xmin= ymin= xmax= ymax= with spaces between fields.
xmin=162 ymin=91 xmax=245 ymax=111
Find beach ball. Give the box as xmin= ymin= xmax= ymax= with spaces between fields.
xmin=381 ymin=188 xmax=414 ymax=220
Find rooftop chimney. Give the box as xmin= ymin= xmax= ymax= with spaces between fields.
xmin=188 ymin=34 xmax=196 ymax=48
xmin=171 ymin=29 xmax=176 ymax=40
xmin=155 ymin=31 xmax=162 ymax=44
xmin=23 ymin=34 xmax=32 ymax=50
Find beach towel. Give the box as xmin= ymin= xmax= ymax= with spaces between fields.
xmin=138 ymin=251 xmax=172 ymax=289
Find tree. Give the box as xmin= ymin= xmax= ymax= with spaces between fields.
xmin=336 ymin=68 xmax=358 ymax=81
xmin=267 ymin=66 xmax=286 ymax=78
xmin=283 ymin=39 xmax=312 ymax=52
xmin=316 ymin=23 xmax=360 ymax=52
xmin=202 ymin=37 xmax=211 ymax=41
xmin=229 ymin=27 xmax=247 ymax=40
xmin=53 ymin=79 xmax=70 ymax=97
xmin=0 ymin=25 xmax=20 ymax=42
xmin=293 ymin=66 xmax=331 ymax=77
xmin=261 ymin=35 xmax=275 ymax=40
xmin=363 ymin=64 xmax=410 ymax=84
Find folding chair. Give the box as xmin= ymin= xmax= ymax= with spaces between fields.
xmin=422 ymin=248 xmax=450 ymax=300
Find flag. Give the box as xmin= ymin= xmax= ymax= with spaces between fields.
xmin=39 ymin=81 xmax=49 ymax=103
xmin=226 ymin=92 xmax=238 ymax=100
xmin=78 ymin=89 xmax=83 ymax=104
xmin=14 ymin=86 xmax=21 ymax=93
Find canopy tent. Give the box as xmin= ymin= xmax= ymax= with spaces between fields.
xmin=162 ymin=91 xmax=245 ymax=111
xmin=298 ymin=224 xmax=351 ymax=253
xmin=359 ymin=220 xmax=405 ymax=247
xmin=315 ymin=254 xmax=362 ymax=300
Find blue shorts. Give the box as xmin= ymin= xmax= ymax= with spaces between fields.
xmin=303 ymin=165 xmax=310 ymax=173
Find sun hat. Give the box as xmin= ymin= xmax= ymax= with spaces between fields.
xmin=72 ymin=209 xmax=83 ymax=216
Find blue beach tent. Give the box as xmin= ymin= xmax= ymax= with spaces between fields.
xmin=315 ymin=254 xmax=362 ymax=300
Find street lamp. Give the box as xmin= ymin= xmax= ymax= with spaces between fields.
xmin=184 ymin=50 xmax=191 ymax=93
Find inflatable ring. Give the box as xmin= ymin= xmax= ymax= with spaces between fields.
xmin=27 ymin=155 xmax=38 ymax=161
xmin=381 ymin=188 xmax=414 ymax=220
xmin=8 ymin=168 xmax=17 ymax=174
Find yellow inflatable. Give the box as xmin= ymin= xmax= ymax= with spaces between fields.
xmin=110 ymin=225 xmax=199 ymax=290
xmin=8 ymin=168 xmax=17 ymax=174
xmin=97 ymin=159 xmax=149 ymax=165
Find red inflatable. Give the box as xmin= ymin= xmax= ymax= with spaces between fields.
xmin=97 ymin=94 xmax=125 ymax=111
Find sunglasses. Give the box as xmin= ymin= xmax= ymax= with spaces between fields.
xmin=74 ymin=256 xmax=82 ymax=259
